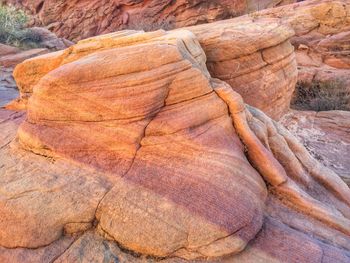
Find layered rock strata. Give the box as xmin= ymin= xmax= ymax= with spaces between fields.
xmin=12 ymin=18 xmax=298 ymax=119
xmin=0 ymin=28 xmax=73 ymax=109
xmin=1 ymin=29 xmax=350 ymax=262
xmin=0 ymin=0 xmax=296 ymax=41
xmin=252 ymin=0 xmax=350 ymax=91
xmin=187 ymin=18 xmax=297 ymax=119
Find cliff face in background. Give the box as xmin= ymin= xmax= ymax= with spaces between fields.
xmin=1 ymin=0 xmax=296 ymax=41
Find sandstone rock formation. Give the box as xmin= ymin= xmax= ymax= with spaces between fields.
xmin=281 ymin=110 xmax=350 ymax=186
xmin=0 ymin=66 xmax=18 ymax=107
xmin=1 ymin=0 xmax=296 ymax=41
xmin=1 ymin=27 xmax=350 ymax=262
xmin=0 ymin=47 xmax=49 ymax=68
xmin=252 ymin=0 xmax=350 ymax=91
xmin=187 ymin=18 xmax=297 ymax=119
xmin=0 ymin=44 xmax=48 ymax=108
xmin=12 ymin=18 xmax=298 ymax=120
xmin=0 ymin=27 xmax=72 ymax=109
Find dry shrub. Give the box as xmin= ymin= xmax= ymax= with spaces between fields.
xmin=291 ymin=80 xmax=350 ymax=111
xmin=0 ymin=4 xmax=41 ymax=48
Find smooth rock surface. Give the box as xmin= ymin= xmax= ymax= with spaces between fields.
xmin=187 ymin=17 xmax=297 ymax=120
xmin=14 ymin=30 xmax=267 ymax=259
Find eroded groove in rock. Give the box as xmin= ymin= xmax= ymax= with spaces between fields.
xmin=246 ymin=107 xmax=350 ymax=234
xmin=212 ymin=81 xmax=350 ymax=241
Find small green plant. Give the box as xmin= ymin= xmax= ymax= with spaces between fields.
xmin=291 ymin=80 xmax=350 ymax=111
xmin=0 ymin=4 xmax=43 ymax=48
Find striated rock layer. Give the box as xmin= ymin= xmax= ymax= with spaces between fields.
xmin=1 ymin=0 xmax=296 ymax=41
xmin=13 ymin=30 xmax=267 ymax=259
xmin=0 ymin=27 xmax=73 ymax=109
xmin=187 ymin=18 xmax=297 ymax=120
xmin=12 ymin=18 xmax=298 ymax=120
xmin=252 ymin=0 xmax=350 ymax=91
xmin=1 ymin=28 xmax=350 ymax=262
xmin=281 ymin=110 xmax=350 ymax=186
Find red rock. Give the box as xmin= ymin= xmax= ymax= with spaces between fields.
xmin=1 ymin=1 xmax=350 ymax=261
xmin=12 ymin=18 xmax=297 ymax=120
xmin=188 ymin=17 xmax=297 ymax=120
xmin=3 ymin=0 xmax=296 ymax=41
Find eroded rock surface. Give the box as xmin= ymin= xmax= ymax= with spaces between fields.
xmin=281 ymin=110 xmax=350 ymax=186
xmin=0 ymin=28 xmax=73 ymax=110
xmin=253 ymin=0 xmax=350 ymax=90
xmin=188 ymin=18 xmax=297 ymax=120
xmin=1 ymin=0 xmax=296 ymax=41
xmin=13 ymin=30 xmax=267 ymax=259
xmin=1 ymin=27 xmax=350 ymax=262
xmin=12 ymin=18 xmax=298 ymax=120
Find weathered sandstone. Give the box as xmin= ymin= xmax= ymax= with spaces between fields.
xmin=0 ymin=27 xmax=72 ymax=109
xmin=13 ymin=30 xmax=267 ymax=259
xmin=12 ymin=18 xmax=298 ymax=119
xmin=187 ymin=18 xmax=297 ymax=119
xmin=0 ymin=48 xmax=49 ymax=68
xmin=1 ymin=0 xmax=296 ymax=41
xmin=0 ymin=66 xmax=18 ymax=107
xmin=1 ymin=29 xmax=350 ymax=261
xmin=281 ymin=110 xmax=350 ymax=186
xmin=252 ymin=0 xmax=350 ymax=91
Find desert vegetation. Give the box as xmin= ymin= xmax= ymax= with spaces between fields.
xmin=292 ymin=80 xmax=350 ymax=111
xmin=0 ymin=4 xmax=41 ymax=48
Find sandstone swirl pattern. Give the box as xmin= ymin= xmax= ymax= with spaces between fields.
xmin=12 ymin=29 xmax=267 ymax=259
xmin=13 ymin=18 xmax=298 ymax=120
xmin=1 ymin=0 xmax=296 ymax=41
xmin=1 ymin=17 xmax=350 ymax=263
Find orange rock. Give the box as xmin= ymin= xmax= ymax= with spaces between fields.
xmin=13 ymin=30 xmax=266 ymax=259
xmin=13 ymin=19 xmax=298 ymax=120
xmin=253 ymin=0 xmax=350 ymax=93
xmin=2 ymin=0 xmax=296 ymax=41
xmin=1 ymin=4 xmax=350 ymax=260
xmin=187 ymin=18 xmax=297 ymax=120
xmin=1 ymin=28 xmax=349 ymax=261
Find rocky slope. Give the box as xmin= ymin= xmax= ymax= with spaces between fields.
xmin=1 ymin=23 xmax=350 ymax=262
xmin=1 ymin=0 xmax=296 ymax=41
